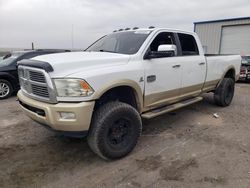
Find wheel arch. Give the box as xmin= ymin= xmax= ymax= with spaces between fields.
xmin=0 ymin=72 xmax=17 ymax=90
xmin=92 ymin=80 xmax=143 ymax=113
xmin=216 ymin=66 xmax=236 ymax=88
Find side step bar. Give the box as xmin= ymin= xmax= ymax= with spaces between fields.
xmin=142 ymin=96 xmax=203 ymax=119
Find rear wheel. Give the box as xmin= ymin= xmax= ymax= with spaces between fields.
xmin=214 ymin=78 xmax=235 ymax=107
xmin=87 ymin=101 xmax=142 ymax=160
xmin=0 ymin=79 xmax=13 ymax=99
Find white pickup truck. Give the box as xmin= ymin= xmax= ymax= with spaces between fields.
xmin=17 ymin=28 xmax=241 ymax=160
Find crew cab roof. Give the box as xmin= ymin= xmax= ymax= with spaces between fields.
xmin=113 ymin=27 xmax=196 ymax=36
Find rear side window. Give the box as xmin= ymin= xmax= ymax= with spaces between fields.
xmin=178 ymin=33 xmax=199 ymax=56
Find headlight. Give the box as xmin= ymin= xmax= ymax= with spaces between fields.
xmin=53 ymin=79 xmax=94 ymax=97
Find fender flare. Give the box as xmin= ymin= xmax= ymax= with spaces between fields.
xmin=92 ymin=79 xmax=143 ymax=113
xmin=216 ymin=66 xmax=236 ymax=88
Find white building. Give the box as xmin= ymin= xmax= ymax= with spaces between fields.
xmin=194 ymin=17 xmax=250 ymax=54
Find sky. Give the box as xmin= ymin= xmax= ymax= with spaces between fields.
xmin=0 ymin=0 xmax=249 ymax=50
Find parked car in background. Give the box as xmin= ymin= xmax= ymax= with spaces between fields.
xmin=239 ymin=55 xmax=250 ymax=81
xmin=0 ymin=49 xmax=70 ymax=99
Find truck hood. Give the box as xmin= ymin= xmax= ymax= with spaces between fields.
xmin=32 ymin=51 xmax=130 ymax=77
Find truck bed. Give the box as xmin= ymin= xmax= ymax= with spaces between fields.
xmin=205 ymin=54 xmax=241 ymax=85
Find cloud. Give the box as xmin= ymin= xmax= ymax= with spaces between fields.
xmin=0 ymin=0 xmax=249 ymax=49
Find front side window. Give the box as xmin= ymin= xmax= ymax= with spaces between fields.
xmin=86 ymin=30 xmax=151 ymax=55
xmin=178 ymin=33 xmax=199 ymax=56
xmin=149 ymin=32 xmax=176 ymax=52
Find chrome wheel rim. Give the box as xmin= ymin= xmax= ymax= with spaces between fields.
xmin=0 ymin=82 xmax=10 ymax=98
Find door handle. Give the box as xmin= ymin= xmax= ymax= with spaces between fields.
xmin=147 ymin=75 xmax=156 ymax=82
xmin=172 ymin=64 xmax=181 ymax=68
xmin=199 ymin=62 xmax=205 ymax=65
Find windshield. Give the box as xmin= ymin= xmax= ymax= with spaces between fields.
xmin=86 ymin=30 xmax=151 ymax=55
xmin=242 ymin=56 xmax=250 ymax=65
xmin=0 ymin=57 xmax=16 ymax=66
xmin=0 ymin=52 xmax=24 ymax=66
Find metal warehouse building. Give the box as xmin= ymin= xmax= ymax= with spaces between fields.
xmin=194 ymin=17 xmax=250 ymax=54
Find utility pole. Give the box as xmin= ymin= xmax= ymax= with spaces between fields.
xmin=31 ymin=42 xmax=34 ymax=50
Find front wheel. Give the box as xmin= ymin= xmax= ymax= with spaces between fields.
xmin=87 ymin=101 xmax=142 ymax=160
xmin=0 ymin=79 xmax=13 ymax=100
xmin=214 ymin=78 xmax=235 ymax=107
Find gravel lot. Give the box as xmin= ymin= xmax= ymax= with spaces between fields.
xmin=0 ymin=83 xmax=250 ymax=188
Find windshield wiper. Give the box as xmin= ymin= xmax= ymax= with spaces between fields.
xmin=99 ymin=49 xmax=117 ymax=53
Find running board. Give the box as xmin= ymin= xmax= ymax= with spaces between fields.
xmin=142 ymin=96 xmax=203 ymax=119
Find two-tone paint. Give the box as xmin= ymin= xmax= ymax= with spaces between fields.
xmin=17 ymin=28 xmax=241 ymax=132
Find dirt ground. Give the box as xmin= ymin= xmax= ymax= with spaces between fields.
xmin=0 ymin=83 xmax=250 ymax=188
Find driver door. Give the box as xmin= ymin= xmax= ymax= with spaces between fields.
xmin=143 ymin=32 xmax=182 ymax=109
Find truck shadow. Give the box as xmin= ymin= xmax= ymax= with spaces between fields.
xmin=142 ymin=93 xmax=217 ymax=135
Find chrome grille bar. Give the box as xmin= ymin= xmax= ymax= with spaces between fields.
xmin=18 ymin=65 xmax=57 ymax=103
xmin=29 ymin=71 xmax=46 ymax=83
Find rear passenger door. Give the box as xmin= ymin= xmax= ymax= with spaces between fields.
xmin=177 ymin=33 xmax=206 ymax=98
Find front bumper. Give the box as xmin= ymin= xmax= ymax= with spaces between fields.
xmin=17 ymin=91 xmax=95 ymax=132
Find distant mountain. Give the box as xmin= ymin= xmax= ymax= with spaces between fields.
xmin=0 ymin=47 xmax=25 ymax=56
xmin=0 ymin=47 xmax=24 ymax=52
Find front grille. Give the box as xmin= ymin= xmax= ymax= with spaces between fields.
xmin=18 ymin=66 xmax=57 ymax=103
xmin=29 ymin=71 xmax=46 ymax=83
xmin=31 ymin=84 xmax=50 ymax=98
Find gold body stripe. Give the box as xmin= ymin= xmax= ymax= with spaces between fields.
xmin=143 ymin=79 xmax=220 ymax=111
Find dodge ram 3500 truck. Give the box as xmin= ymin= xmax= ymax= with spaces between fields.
xmin=17 ymin=28 xmax=241 ymax=160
